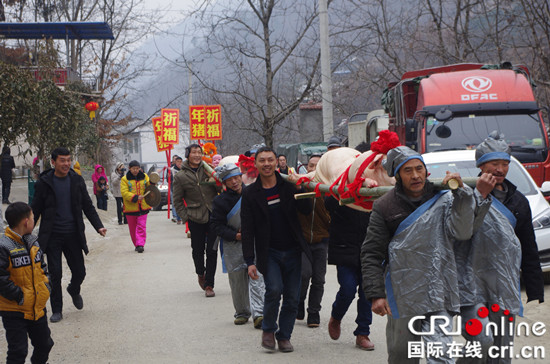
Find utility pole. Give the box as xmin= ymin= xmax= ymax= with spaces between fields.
xmin=188 ymin=61 xmax=193 ymax=106
xmin=319 ymin=0 xmax=333 ymax=142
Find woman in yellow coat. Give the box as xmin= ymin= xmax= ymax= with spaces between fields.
xmin=120 ymin=160 xmax=151 ymax=253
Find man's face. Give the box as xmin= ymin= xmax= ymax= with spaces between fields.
xmin=224 ymin=175 xmax=243 ymax=194
xmin=256 ymin=151 xmax=277 ymax=178
xmin=479 ymin=160 xmax=509 ymax=185
xmin=398 ymin=159 xmax=426 ymax=199
xmin=130 ymin=166 xmax=140 ymax=176
xmin=278 ymin=156 xmax=287 ymax=168
xmin=175 ymin=159 xmax=183 ymax=168
xmin=188 ymin=147 xmax=203 ymax=167
xmin=307 ymin=156 xmax=320 ymax=173
xmin=52 ymin=154 xmax=72 ymax=177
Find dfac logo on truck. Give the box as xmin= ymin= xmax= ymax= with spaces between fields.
xmin=461 ymin=76 xmax=497 ymax=101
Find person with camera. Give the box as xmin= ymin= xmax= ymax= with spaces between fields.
xmin=92 ymin=165 xmax=109 ymax=211
xmin=111 ymin=162 xmax=127 ymax=225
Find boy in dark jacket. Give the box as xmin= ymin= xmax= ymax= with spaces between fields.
xmin=0 ymin=202 xmax=54 ymax=364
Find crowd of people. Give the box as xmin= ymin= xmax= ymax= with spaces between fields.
xmin=0 ymin=133 xmax=545 ymax=363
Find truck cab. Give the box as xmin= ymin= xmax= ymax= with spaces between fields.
xmin=384 ymin=63 xmax=550 ymax=185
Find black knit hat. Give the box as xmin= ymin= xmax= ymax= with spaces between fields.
xmin=129 ymin=160 xmax=140 ymax=168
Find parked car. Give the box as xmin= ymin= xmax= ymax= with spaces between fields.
xmin=422 ymin=150 xmax=550 ymax=282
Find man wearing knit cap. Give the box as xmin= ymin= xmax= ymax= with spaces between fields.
xmin=456 ymin=132 xmax=544 ymax=363
xmin=361 ymin=146 xmax=484 ymax=363
xmin=173 ymin=144 xmax=220 ymax=297
xmin=210 ymin=163 xmax=265 ymax=328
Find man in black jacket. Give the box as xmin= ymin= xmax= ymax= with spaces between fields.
xmin=31 ymin=147 xmax=106 ymax=323
xmin=242 ymin=146 xmax=312 ymax=353
xmin=1 ymin=146 xmax=16 ymax=204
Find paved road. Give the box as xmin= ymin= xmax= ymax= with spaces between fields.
xmin=1 ymin=179 xmax=548 ymax=363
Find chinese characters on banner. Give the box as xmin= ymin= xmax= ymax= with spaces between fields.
xmin=189 ymin=105 xmax=222 ymax=140
xmin=160 ymin=108 xmax=180 ymax=144
xmin=152 ymin=116 xmax=173 ymax=152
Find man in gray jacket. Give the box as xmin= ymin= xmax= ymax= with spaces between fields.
xmin=361 ymin=146 xmax=490 ymax=363
xmin=173 ymin=144 xmax=220 ymax=297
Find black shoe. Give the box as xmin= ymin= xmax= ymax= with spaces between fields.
xmin=296 ymin=302 xmax=305 ymax=320
xmin=50 ymin=312 xmax=63 ymax=323
xmin=307 ymin=312 xmax=320 ymax=327
xmin=67 ymin=286 xmax=84 ymax=310
xmin=118 ymin=222 xmax=123 ymax=225
xmin=136 ymin=246 xmax=144 ymax=253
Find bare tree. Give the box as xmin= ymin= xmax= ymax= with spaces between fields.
xmin=179 ymin=0 xmax=322 ymax=149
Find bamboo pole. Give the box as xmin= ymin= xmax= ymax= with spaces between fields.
xmin=280 ymin=173 xmax=478 ymax=202
xmin=201 ymin=160 xmax=221 ymax=184
xmin=202 ymin=161 xmax=478 ymax=204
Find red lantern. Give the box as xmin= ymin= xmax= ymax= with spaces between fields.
xmin=85 ymin=101 xmax=99 ymax=119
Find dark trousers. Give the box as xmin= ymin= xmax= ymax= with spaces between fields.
xmin=263 ymin=248 xmax=302 ymax=341
xmin=46 ymin=232 xmax=86 ymax=313
xmin=331 ymin=265 xmax=372 ymax=336
xmin=187 ymin=219 xmax=217 ymax=288
xmin=115 ymin=197 xmax=127 ymax=224
xmin=2 ymin=315 xmax=54 ymax=364
xmin=299 ymin=239 xmax=328 ymax=314
xmin=96 ymin=194 xmax=107 ymax=210
xmin=2 ymin=178 xmax=11 ymax=202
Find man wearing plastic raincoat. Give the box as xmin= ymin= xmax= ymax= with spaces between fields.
xmin=457 ymin=133 xmax=542 ymax=364
xmin=361 ymin=146 xmax=484 ymax=364
xmin=210 ymin=163 xmax=265 ymax=329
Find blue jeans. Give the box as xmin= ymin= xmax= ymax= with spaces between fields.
xmin=96 ymin=194 xmax=107 ymax=210
xmin=262 ymin=248 xmax=301 ymax=341
xmin=300 ymin=239 xmax=328 ymax=314
xmin=171 ymin=193 xmax=181 ymax=221
xmin=331 ymin=265 xmax=372 ymax=336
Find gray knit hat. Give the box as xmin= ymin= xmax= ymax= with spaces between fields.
xmin=383 ymin=146 xmax=425 ymax=177
xmin=327 ymin=136 xmax=342 ymax=148
xmin=215 ymin=163 xmax=242 ymax=182
xmin=475 ymin=131 xmax=511 ymax=167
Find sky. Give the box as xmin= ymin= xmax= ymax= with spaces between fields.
xmin=140 ymin=0 xmax=198 ymax=25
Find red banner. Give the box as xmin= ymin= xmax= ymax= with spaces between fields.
xmin=152 ymin=116 xmax=173 ymax=152
xmin=160 ymin=109 xmax=180 ymax=144
xmin=205 ymin=105 xmax=222 ymax=140
xmin=189 ymin=105 xmax=206 ymax=140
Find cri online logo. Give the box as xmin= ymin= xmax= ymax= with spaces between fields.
xmin=462 ymin=76 xmax=492 ymax=93
xmin=465 ymin=304 xmax=512 ymax=336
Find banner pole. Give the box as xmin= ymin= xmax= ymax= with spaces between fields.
xmin=166 ymin=149 xmax=171 ymax=219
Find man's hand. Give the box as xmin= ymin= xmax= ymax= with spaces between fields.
xmin=235 ymin=232 xmax=242 ymax=241
xmin=371 ymin=298 xmax=392 ymax=316
xmin=287 ymin=174 xmax=299 ymax=183
xmin=476 ymin=172 xmax=497 ymax=199
xmin=248 ymin=265 xmax=259 ymax=280
xmin=98 ymin=228 xmax=107 ymax=237
xmin=443 ymin=171 xmax=464 ymax=189
xmin=137 ymin=195 xmax=144 ymax=201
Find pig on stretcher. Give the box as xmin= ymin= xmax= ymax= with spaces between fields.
xmin=288 ymin=130 xmax=400 ymax=212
